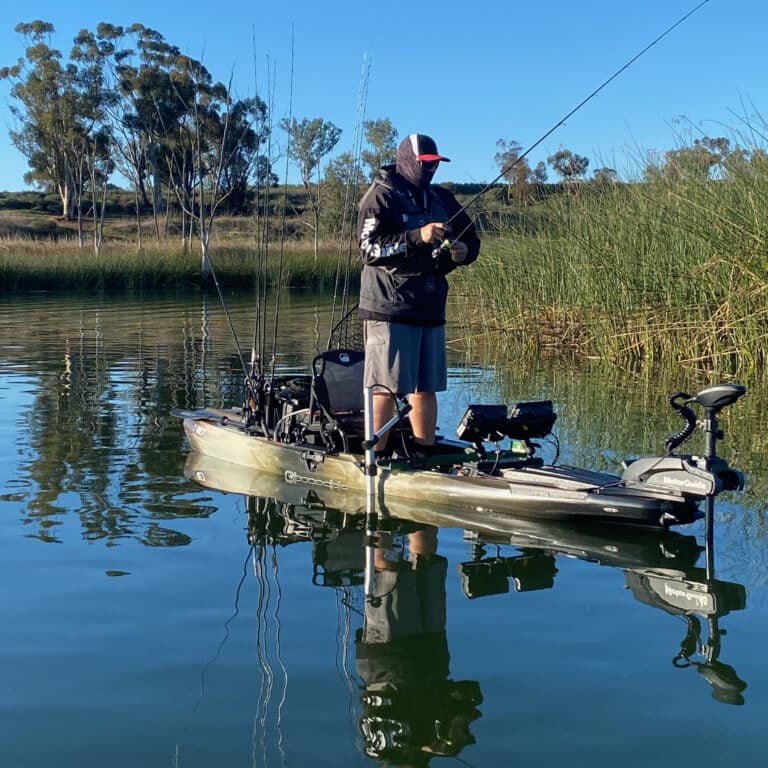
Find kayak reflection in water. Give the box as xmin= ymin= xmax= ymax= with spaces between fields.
xmin=356 ymin=526 xmax=482 ymax=766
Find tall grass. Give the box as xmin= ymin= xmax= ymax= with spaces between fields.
xmin=454 ymin=152 xmax=768 ymax=373
xmin=0 ymin=237 xmax=348 ymax=291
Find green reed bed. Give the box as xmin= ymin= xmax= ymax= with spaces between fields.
xmin=454 ymin=161 xmax=768 ymax=372
xmin=0 ymin=238 xmax=348 ymax=290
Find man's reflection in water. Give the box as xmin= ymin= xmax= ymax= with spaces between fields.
xmin=356 ymin=525 xmax=482 ymax=766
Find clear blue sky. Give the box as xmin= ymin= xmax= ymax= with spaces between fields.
xmin=0 ymin=0 xmax=764 ymax=190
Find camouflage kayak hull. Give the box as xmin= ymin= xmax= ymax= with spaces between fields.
xmin=180 ymin=407 xmax=701 ymax=529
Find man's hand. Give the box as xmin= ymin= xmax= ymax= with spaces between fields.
xmin=449 ymin=240 xmax=468 ymax=263
xmin=419 ymin=222 xmax=448 ymax=244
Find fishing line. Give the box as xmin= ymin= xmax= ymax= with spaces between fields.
xmin=182 ymin=41 xmax=279 ymax=401
xmin=446 ymin=0 xmax=713 ymax=239
xmin=269 ymin=544 xmax=289 ymax=768
xmin=250 ymin=25 xmax=266 ymax=383
xmin=201 ymin=247 xmax=256 ymax=388
xmin=253 ymin=540 xmax=275 ymax=767
xmin=253 ymin=56 xmax=279 ymax=395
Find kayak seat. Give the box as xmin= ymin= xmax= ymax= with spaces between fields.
xmin=305 ymin=348 xmax=366 ymax=452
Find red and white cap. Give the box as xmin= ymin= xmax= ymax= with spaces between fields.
xmin=408 ymin=133 xmax=450 ymax=162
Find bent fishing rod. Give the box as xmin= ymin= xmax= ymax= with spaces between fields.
xmin=439 ymin=0 xmax=712 ymax=247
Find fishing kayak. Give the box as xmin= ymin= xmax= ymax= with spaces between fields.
xmin=174 ymin=382 xmax=745 ymax=529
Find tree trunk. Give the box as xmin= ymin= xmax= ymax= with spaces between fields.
xmin=93 ymin=183 xmax=106 ymax=257
xmin=152 ymin=170 xmax=164 ymax=213
xmin=59 ymin=180 xmax=77 ymax=221
xmin=133 ymin=185 xmax=143 ymax=252
xmin=313 ymin=208 xmax=320 ymax=263
xmin=76 ymin=206 xmax=84 ymax=250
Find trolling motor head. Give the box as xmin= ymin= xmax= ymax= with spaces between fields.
xmin=666 ymin=384 xmax=746 ymax=456
xmin=695 ymin=384 xmax=747 ymax=413
xmin=627 ymin=568 xmax=747 ymax=704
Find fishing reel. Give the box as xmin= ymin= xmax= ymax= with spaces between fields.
xmin=432 ymin=236 xmax=469 ymax=264
xmin=432 ymin=237 xmax=453 ymax=259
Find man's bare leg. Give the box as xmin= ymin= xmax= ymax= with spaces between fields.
xmin=408 ymin=391 xmax=437 ymax=446
xmin=372 ymin=392 xmax=395 ymax=451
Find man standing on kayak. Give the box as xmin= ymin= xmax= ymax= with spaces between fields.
xmin=358 ymin=133 xmax=480 ymax=453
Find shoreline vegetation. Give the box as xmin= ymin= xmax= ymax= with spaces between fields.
xmin=2 ymin=21 xmax=766 ymax=374
xmin=0 ymin=19 xmax=768 ymax=377
xmin=4 ymin=148 xmax=768 ymax=377
xmin=452 ymin=157 xmax=768 ymax=374
xmin=3 ymin=155 xmax=768 ymax=375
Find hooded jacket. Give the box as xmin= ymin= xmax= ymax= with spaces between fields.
xmin=357 ymin=166 xmax=480 ymax=326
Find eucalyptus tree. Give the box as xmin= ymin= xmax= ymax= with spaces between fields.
xmin=495 ymin=139 xmax=533 ymax=203
xmin=162 ymin=56 xmax=273 ymax=276
xmin=321 ymin=150 xmax=366 ymax=240
xmin=645 ymin=136 xmax=731 ymax=182
xmin=254 ymin=155 xmax=278 ymax=188
xmin=361 ymin=117 xmax=398 ymax=179
xmin=592 ymin=167 xmax=618 ymax=184
xmin=113 ymin=26 xmax=269 ymax=272
xmin=73 ymin=22 xmax=160 ymax=247
xmin=162 ymin=56 xmax=224 ymax=268
xmin=494 ymin=139 xmax=547 ymax=204
xmin=98 ymin=24 xmax=217 ymax=245
xmin=213 ymin=96 xmax=269 ymax=214
xmin=281 ymin=116 xmax=342 ymax=260
xmin=114 ymin=24 xmax=192 ymax=236
xmin=547 ymin=148 xmax=590 ymax=183
xmin=69 ymin=25 xmax=119 ymax=253
xmin=3 ymin=19 xmax=270 ymax=266
xmin=1 ymin=21 xmax=85 ymax=219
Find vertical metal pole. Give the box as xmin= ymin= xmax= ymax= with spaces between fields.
xmin=703 ymin=407 xmax=717 ymax=581
xmin=704 ymin=411 xmax=717 ymax=458
xmin=363 ymin=385 xmax=377 ymax=599
xmin=704 ymin=494 xmax=715 ymax=581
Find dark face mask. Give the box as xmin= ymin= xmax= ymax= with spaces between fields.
xmin=396 ymin=144 xmax=438 ymax=190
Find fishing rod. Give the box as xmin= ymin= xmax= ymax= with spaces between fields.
xmin=242 ymin=33 xmax=294 ymax=432
xmin=440 ymin=0 xmax=713 ymax=246
xmin=327 ymin=52 xmax=371 ymax=349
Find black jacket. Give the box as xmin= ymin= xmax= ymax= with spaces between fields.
xmin=357 ymin=167 xmax=480 ymax=325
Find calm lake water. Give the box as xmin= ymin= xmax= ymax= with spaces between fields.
xmin=1 ymin=290 xmax=766 ymax=767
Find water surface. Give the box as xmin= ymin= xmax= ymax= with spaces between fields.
xmin=0 ymin=291 xmax=766 ymax=767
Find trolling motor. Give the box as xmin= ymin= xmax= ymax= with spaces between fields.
xmin=621 ymin=384 xmax=746 ymax=499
